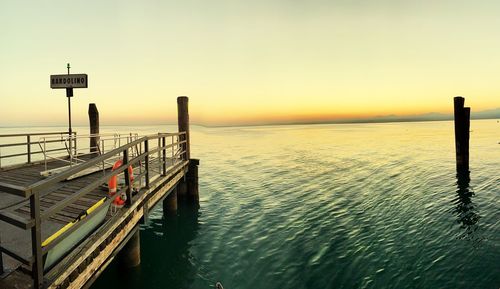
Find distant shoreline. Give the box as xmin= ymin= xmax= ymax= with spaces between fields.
xmin=0 ymin=116 xmax=498 ymax=129
xmin=204 ymin=116 xmax=499 ymax=128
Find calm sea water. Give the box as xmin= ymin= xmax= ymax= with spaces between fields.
xmin=2 ymin=120 xmax=500 ymax=288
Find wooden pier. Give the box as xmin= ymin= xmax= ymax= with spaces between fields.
xmin=0 ymin=97 xmax=199 ymax=289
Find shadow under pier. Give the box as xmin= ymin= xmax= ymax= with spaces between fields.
xmin=90 ymin=203 xmax=201 ymax=289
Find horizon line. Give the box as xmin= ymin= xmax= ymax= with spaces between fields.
xmin=1 ymin=115 xmax=498 ymax=130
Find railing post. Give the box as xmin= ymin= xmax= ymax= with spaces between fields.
xmin=68 ymin=132 xmax=73 ymax=166
xmin=144 ymin=139 xmax=150 ymax=188
xmin=44 ymin=139 xmax=47 ymax=171
xmin=27 ymin=135 xmax=31 ymax=164
xmin=177 ymin=96 xmax=190 ymax=160
xmin=74 ymin=132 xmax=78 ymax=157
xmin=30 ymin=192 xmax=43 ymax=289
xmin=157 ymin=137 xmax=161 ymax=174
xmin=123 ymin=149 xmax=133 ymax=207
xmin=138 ymin=141 xmax=143 ymax=188
xmin=162 ymin=136 xmax=166 ymax=175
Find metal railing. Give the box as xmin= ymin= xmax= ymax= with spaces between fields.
xmin=0 ymin=132 xmax=188 ymax=288
xmin=38 ymin=133 xmax=140 ymax=171
xmin=0 ymin=132 xmax=76 ymax=169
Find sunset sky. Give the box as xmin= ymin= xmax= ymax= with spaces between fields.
xmin=1 ymin=1 xmax=499 ymax=126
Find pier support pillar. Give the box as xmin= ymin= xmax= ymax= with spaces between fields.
xmin=177 ymin=179 xmax=188 ymax=199
xmin=163 ymin=187 xmax=178 ymax=216
xmin=187 ymin=159 xmax=200 ymax=205
xmin=88 ymin=104 xmax=100 ymax=157
xmin=453 ymin=97 xmax=470 ymax=173
xmin=176 ymin=97 xmax=199 ymax=206
xmin=177 ymin=96 xmax=190 ymax=160
xmin=119 ymin=228 xmax=141 ymax=268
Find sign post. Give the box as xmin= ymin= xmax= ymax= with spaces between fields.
xmin=50 ymin=64 xmax=88 ymax=162
xmin=66 ymin=63 xmax=73 ymax=138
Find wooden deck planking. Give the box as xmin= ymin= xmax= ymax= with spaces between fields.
xmin=0 ymin=160 xmax=68 ymax=187
xmin=13 ymin=177 xmax=109 ymax=224
xmin=0 ymin=158 xmax=114 ymax=271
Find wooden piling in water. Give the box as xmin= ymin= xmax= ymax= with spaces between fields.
xmin=453 ymin=96 xmax=470 ymax=172
xmin=88 ymin=104 xmax=100 ymax=157
xmin=119 ymin=228 xmax=141 ymax=268
xmin=163 ymin=187 xmax=178 ymax=216
xmin=177 ymin=96 xmax=190 ymax=160
xmin=177 ymin=179 xmax=188 ymax=199
xmin=176 ymin=96 xmax=199 ymax=205
xmin=187 ymin=159 xmax=200 ymax=204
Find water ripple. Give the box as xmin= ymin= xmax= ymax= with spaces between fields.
xmin=91 ymin=121 xmax=500 ymax=289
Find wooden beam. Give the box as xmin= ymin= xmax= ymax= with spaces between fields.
xmin=0 ymin=211 xmax=33 ymax=229
xmin=0 ymin=182 xmax=28 ymax=197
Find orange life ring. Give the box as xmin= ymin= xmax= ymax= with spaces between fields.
xmin=108 ymin=160 xmax=134 ymax=208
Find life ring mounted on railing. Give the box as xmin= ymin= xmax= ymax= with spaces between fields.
xmin=108 ymin=160 xmax=134 ymax=208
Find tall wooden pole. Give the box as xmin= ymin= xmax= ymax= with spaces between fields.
xmin=177 ymin=96 xmax=190 ymax=160
xmin=88 ymin=104 xmax=100 ymax=157
xmin=453 ymin=96 xmax=470 ymax=172
xmin=176 ymin=96 xmax=199 ymax=205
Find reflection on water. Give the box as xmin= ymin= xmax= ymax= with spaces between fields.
xmin=153 ymin=203 xmax=201 ymax=289
xmin=452 ymin=171 xmax=482 ymax=245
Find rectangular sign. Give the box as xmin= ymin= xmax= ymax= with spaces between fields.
xmin=50 ymin=74 xmax=88 ymax=89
